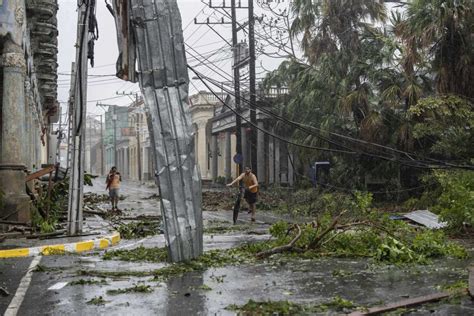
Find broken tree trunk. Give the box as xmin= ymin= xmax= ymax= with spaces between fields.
xmin=111 ymin=0 xmax=203 ymax=262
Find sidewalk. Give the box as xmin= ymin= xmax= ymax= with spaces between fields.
xmin=0 ymin=214 xmax=120 ymax=258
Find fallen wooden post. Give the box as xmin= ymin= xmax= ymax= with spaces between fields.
xmin=469 ymin=267 xmax=474 ymax=298
xmin=25 ymin=164 xmax=57 ymax=182
xmin=348 ymin=292 xmax=450 ymax=316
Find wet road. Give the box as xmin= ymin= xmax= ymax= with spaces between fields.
xmin=1 ymin=179 xmax=473 ymax=315
xmin=2 ymin=252 xmax=473 ymax=315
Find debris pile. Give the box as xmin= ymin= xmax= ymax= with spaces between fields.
xmin=83 ymin=193 xmax=110 ymax=205
xmin=111 ymin=220 xmax=162 ymax=239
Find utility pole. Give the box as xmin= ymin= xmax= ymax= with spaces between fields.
xmin=68 ymin=1 xmax=95 ymax=235
xmin=198 ymin=1 xmax=249 ymax=178
xmin=100 ymin=115 xmax=104 ymax=175
xmin=66 ymin=63 xmax=75 ymax=171
xmin=248 ymin=0 xmax=257 ymax=175
xmin=113 ymin=106 xmax=117 ymax=167
xmin=136 ymin=111 xmax=142 ymax=182
xmin=231 ymin=0 xmax=243 ymax=178
xmin=88 ymin=117 xmax=91 ymax=172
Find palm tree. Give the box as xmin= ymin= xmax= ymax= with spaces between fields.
xmin=291 ymin=0 xmax=387 ymax=127
xmin=400 ymin=0 xmax=474 ymax=98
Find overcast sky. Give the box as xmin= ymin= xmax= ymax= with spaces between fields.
xmin=57 ymin=0 xmax=284 ymax=119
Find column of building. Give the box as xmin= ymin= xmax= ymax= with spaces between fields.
xmin=0 ymin=35 xmax=31 ymax=221
xmin=211 ymin=134 xmax=218 ymax=181
xmin=224 ymin=131 xmax=231 ymax=180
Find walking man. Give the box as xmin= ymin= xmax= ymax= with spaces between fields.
xmin=106 ymin=166 xmax=121 ymax=211
xmin=227 ymin=166 xmax=259 ymax=222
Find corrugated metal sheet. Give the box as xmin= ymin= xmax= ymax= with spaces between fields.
xmin=113 ymin=0 xmax=203 ymax=262
xmin=403 ymin=210 xmax=447 ymax=229
xmin=112 ymin=0 xmax=137 ymax=82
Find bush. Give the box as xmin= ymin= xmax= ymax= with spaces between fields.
xmin=433 ymin=170 xmax=474 ymax=233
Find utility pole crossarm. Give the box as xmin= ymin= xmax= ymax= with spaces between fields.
xmin=194 ymin=18 xmax=232 ymax=25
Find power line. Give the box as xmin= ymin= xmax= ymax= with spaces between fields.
xmin=191 ymin=66 xmax=473 ymax=170
xmin=189 ymin=65 xmax=355 ymax=154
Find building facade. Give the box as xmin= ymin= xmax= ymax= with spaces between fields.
xmin=0 ymin=1 xmax=59 ymax=223
xmin=91 ymin=89 xmax=294 ymax=187
xmin=190 ymin=89 xmax=294 ymax=187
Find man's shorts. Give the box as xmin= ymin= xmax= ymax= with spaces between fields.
xmin=109 ymin=188 xmax=119 ymax=199
xmin=244 ymin=189 xmax=257 ymax=205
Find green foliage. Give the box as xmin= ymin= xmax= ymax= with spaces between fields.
xmin=411 ymin=230 xmax=467 ymax=259
xmin=226 ymin=300 xmax=305 ymax=314
xmin=204 ymin=223 xmax=252 ymax=234
xmin=103 ymin=246 xmax=168 ymax=262
xmin=260 ymin=0 xmax=474 ymax=198
xmin=115 ymin=220 xmax=161 ymax=239
xmin=215 ymin=176 xmax=227 ymax=185
xmin=31 ymin=177 xmax=69 ymax=233
xmin=439 ymin=280 xmax=468 ymax=293
xmin=432 ymin=170 xmax=474 ymax=232
xmin=86 ymin=296 xmax=106 ymax=305
xmin=409 ymin=95 xmax=474 ymax=159
xmin=227 ymin=297 xmax=357 ymax=314
xmin=106 ymin=284 xmax=153 ymax=295
xmin=84 ymin=173 xmax=96 ymax=186
xmin=69 ymin=279 xmax=108 ymax=286
xmin=264 ymin=210 xmax=467 ymax=265
xmin=375 ymin=236 xmax=419 ymax=264
xmin=198 ymin=284 xmax=212 ymax=291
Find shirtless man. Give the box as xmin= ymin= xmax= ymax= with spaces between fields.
xmin=227 ymin=166 xmax=259 ymax=222
xmin=106 ymin=166 xmax=122 ymax=211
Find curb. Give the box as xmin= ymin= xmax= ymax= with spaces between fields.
xmin=0 ymin=232 xmax=121 ymax=259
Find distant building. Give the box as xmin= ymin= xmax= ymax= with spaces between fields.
xmin=91 ymin=88 xmax=293 ymax=187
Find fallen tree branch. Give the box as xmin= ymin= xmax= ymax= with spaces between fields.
xmin=307 ymin=210 xmax=347 ymax=250
xmin=256 ymin=224 xmax=302 ymax=259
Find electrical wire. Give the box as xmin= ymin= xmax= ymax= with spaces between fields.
xmin=186 ymin=48 xmax=473 ymax=171
xmin=190 ymin=65 xmax=473 ymax=170
xmin=189 ymin=65 xmax=355 ymax=154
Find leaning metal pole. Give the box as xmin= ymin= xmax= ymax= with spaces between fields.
xmin=67 ymin=2 xmax=92 ymax=235
xmin=112 ymin=0 xmax=203 ymax=262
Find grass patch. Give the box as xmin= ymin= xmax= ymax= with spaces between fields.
xmin=103 ymin=246 xmax=168 ymax=262
xmin=106 ymin=284 xmax=153 ymax=295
